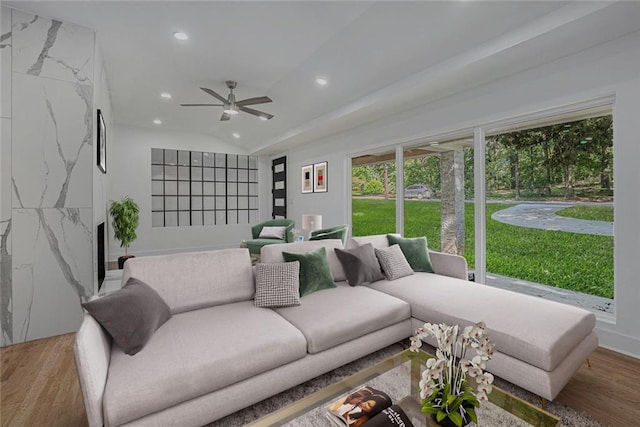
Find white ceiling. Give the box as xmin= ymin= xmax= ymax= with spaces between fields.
xmin=6 ymin=1 xmax=640 ymax=154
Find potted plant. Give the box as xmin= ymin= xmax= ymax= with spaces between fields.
xmin=410 ymin=322 xmax=495 ymax=427
xmin=109 ymin=196 xmax=140 ymax=269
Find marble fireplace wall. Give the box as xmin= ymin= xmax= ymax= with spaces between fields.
xmin=1 ymin=6 xmax=13 ymax=346
xmin=1 ymin=7 xmax=95 ymax=345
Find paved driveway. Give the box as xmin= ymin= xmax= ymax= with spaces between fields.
xmin=491 ymin=203 xmax=613 ymax=236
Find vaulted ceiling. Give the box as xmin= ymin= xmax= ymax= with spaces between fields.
xmin=6 ymin=1 xmax=640 ymax=154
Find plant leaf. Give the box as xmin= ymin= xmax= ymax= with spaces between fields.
xmin=449 ymin=410 xmax=463 ymax=427
xmin=421 ymin=405 xmax=438 ymax=415
xmin=467 ymin=407 xmax=478 ymax=424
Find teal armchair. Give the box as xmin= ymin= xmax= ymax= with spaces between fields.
xmin=309 ymin=224 xmax=349 ymax=246
xmin=246 ymin=219 xmax=296 ymax=255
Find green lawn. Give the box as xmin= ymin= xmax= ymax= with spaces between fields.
xmin=556 ymin=205 xmax=613 ymax=222
xmin=352 ymin=198 xmax=613 ymax=299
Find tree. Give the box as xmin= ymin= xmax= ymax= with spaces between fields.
xmin=109 ymin=196 xmax=140 ymax=256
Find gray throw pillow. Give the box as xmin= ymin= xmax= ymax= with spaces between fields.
xmin=334 ymin=243 xmax=385 ymax=286
xmin=375 ymin=245 xmax=415 ymax=280
xmin=254 ymin=262 xmax=301 ymax=308
xmin=81 ymin=277 xmax=172 ymax=356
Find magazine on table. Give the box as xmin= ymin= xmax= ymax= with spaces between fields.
xmin=325 ymin=386 xmax=414 ymax=427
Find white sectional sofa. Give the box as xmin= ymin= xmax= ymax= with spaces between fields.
xmin=74 ymin=236 xmax=596 ymax=426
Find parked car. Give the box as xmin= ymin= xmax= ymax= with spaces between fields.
xmin=404 ymin=184 xmax=433 ymax=199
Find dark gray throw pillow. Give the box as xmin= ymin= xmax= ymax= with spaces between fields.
xmin=82 ymin=277 xmax=172 ymax=356
xmin=334 ymin=243 xmax=385 ymax=286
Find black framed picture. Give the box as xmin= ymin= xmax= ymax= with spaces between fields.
xmin=301 ymin=164 xmax=313 ymax=193
xmin=313 ymin=161 xmax=327 ymax=192
xmin=97 ymin=109 xmax=106 ymax=173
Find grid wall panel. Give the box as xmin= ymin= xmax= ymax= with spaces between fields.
xmin=151 ymin=148 xmax=259 ymax=227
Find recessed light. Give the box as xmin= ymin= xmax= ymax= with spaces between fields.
xmin=173 ymin=32 xmax=188 ymax=41
xmin=160 ymin=92 xmax=172 ymax=99
xmin=232 ymin=133 xmax=240 ymax=139
xmin=153 ymin=119 xmax=162 ymax=125
xmin=315 ymin=77 xmax=328 ymax=86
xmin=430 ymin=141 xmax=440 ymax=146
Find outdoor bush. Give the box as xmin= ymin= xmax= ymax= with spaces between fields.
xmin=363 ymin=180 xmax=384 ymax=195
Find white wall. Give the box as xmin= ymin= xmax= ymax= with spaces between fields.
xmin=108 ymin=125 xmax=255 ymax=259
xmin=93 ymin=41 xmax=112 ymax=294
xmin=272 ymin=31 xmax=640 ymax=357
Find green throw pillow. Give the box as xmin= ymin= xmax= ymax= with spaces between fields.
xmin=387 ymin=235 xmax=434 ymax=273
xmin=282 ymin=247 xmax=337 ymax=297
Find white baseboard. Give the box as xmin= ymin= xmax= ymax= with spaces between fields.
xmin=595 ymin=324 xmax=640 ymax=359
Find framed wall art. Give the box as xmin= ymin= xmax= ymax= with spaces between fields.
xmin=301 ymin=164 xmax=313 ymax=193
xmin=313 ymin=161 xmax=327 ymax=192
xmin=97 ymin=109 xmax=107 ymax=173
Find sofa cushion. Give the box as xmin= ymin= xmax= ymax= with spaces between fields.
xmin=259 ymin=226 xmax=287 ymax=239
xmin=81 ymin=277 xmax=172 ymax=355
xmin=102 ymin=301 xmax=307 ymax=426
xmin=254 ymin=262 xmax=301 ymax=308
xmin=335 ymin=243 xmax=385 ymax=286
xmin=261 ymin=240 xmax=347 ymax=282
xmin=387 ymin=235 xmax=434 ymax=273
xmin=375 ymin=245 xmax=414 ymax=280
xmin=122 ymin=249 xmax=254 ymax=314
xmin=283 ymin=247 xmax=337 ymax=297
xmin=370 ymin=274 xmax=596 ymax=372
xmin=275 ymin=282 xmax=410 ymax=354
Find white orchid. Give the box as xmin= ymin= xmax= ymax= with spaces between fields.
xmin=410 ymin=321 xmax=495 ymax=427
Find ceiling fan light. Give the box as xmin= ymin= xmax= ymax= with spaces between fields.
xmin=223 ymin=107 xmax=239 ymax=115
xmin=260 ymin=116 xmax=268 ymax=121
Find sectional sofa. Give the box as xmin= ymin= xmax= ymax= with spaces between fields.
xmin=74 ymin=236 xmax=597 ymax=427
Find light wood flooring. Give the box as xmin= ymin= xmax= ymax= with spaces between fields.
xmin=1 ymin=334 xmax=639 ymax=426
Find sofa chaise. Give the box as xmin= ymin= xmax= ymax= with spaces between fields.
xmin=74 ymin=236 xmax=596 ymax=426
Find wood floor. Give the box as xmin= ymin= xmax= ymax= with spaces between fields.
xmin=1 ymin=334 xmax=639 ymax=427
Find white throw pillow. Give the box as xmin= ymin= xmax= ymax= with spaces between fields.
xmin=254 ymin=262 xmax=301 ymax=308
xmin=259 ymin=226 xmax=287 ymax=240
xmin=375 ymin=244 xmax=414 ymax=280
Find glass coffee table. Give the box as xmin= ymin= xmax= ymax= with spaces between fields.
xmin=246 ymin=349 xmax=559 ymax=427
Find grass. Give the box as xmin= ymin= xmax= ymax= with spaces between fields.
xmin=352 ymin=198 xmax=613 ymax=299
xmin=556 ymin=205 xmax=613 ymax=222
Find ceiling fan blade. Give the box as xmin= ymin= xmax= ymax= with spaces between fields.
xmin=239 ymin=106 xmax=274 ymax=120
xmin=180 ymin=103 xmax=224 ymax=107
xmin=236 ymin=96 xmax=272 ymax=107
xmin=220 ymin=112 xmax=231 ymax=121
xmin=200 ymin=87 xmax=228 ymax=104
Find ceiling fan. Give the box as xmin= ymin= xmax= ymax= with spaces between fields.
xmin=180 ymin=81 xmax=274 ymax=121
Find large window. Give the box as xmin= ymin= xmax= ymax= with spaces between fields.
xmin=151 ymin=149 xmax=259 ymax=227
xmin=351 ymin=149 xmax=396 ymax=236
xmin=347 ymin=102 xmax=614 ymax=311
xmin=402 ymin=138 xmax=475 ymax=269
xmin=484 ymin=113 xmax=614 ymax=302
